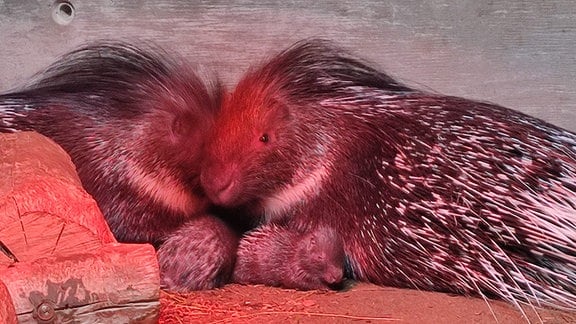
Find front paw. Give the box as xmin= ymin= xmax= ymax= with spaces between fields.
xmin=157 ymin=215 xmax=238 ymax=291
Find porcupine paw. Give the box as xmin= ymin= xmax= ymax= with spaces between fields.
xmin=156 ymin=214 xmax=238 ymax=291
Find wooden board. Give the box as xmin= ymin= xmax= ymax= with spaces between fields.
xmin=0 ymin=1 xmax=574 ymax=132
xmin=0 ymin=132 xmax=160 ymax=323
xmin=1 ymin=243 xmax=160 ymax=323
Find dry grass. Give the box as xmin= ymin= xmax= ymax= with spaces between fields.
xmin=159 ymin=284 xmax=397 ymax=324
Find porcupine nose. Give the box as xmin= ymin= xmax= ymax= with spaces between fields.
xmin=201 ymin=162 xmax=238 ymax=206
xmin=322 ymin=263 xmax=345 ymax=290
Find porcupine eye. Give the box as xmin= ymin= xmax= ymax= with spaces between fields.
xmin=259 ymin=133 xmax=270 ymax=144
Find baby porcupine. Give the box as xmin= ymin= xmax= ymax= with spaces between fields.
xmin=0 ymin=41 xmax=237 ymax=291
xmin=201 ymin=39 xmax=576 ymax=311
xmin=233 ymin=224 xmax=345 ymax=290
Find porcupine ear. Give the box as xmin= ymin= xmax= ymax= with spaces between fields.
xmin=166 ymin=66 xmax=224 ymax=144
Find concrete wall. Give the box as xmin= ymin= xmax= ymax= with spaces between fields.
xmin=0 ymin=0 xmax=574 ymax=131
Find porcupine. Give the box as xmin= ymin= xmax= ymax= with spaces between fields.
xmin=0 ymin=41 xmax=238 ymax=291
xmin=233 ymin=223 xmax=345 ymax=290
xmin=200 ymin=39 xmax=576 ymax=311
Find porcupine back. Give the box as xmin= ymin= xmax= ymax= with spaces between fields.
xmin=0 ymin=41 xmax=222 ymax=244
xmin=201 ymin=39 xmax=576 ymax=311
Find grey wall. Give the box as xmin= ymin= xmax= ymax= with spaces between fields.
xmin=1 ymin=0 xmax=575 ymax=131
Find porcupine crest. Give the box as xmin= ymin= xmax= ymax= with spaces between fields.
xmin=0 ymin=41 xmax=222 ymax=243
xmin=203 ymin=39 xmax=576 ymax=313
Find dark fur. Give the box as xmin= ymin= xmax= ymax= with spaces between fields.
xmin=158 ymin=214 xmax=238 ymax=290
xmin=0 ymin=41 xmax=236 ymax=291
xmin=201 ymin=39 xmax=576 ymax=311
xmin=233 ymin=224 xmax=345 ymax=290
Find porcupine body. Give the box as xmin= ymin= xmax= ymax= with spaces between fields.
xmin=200 ymin=39 xmax=576 ymax=310
xmin=0 ymin=41 xmax=237 ymax=290
xmin=233 ymin=224 xmax=345 ymax=290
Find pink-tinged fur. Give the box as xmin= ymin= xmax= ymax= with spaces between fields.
xmin=202 ymin=39 xmax=576 ymax=312
xmin=233 ymin=223 xmax=345 ymax=290
xmin=0 ymin=41 xmax=237 ymax=291
xmin=125 ymin=158 xmax=204 ymax=215
xmin=261 ymin=162 xmax=330 ymax=222
xmin=158 ymin=215 xmax=238 ymax=291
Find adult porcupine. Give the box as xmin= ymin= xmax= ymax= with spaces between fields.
xmin=0 ymin=41 xmax=238 ymax=290
xmin=200 ymin=39 xmax=576 ymax=311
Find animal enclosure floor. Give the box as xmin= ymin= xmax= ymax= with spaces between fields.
xmin=158 ymin=283 xmax=575 ymax=323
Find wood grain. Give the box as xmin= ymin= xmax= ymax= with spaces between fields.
xmin=0 ymin=280 xmax=17 ymax=324
xmin=0 ymin=1 xmax=574 ymax=131
xmin=0 ymin=131 xmax=116 ymax=264
xmin=1 ymin=243 xmax=160 ymax=324
xmin=0 ymin=131 xmax=160 ymax=323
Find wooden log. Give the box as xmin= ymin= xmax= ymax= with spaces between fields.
xmin=0 ymin=279 xmax=17 ymax=324
xmin=0 ymin=243 xmax=160 ymax=323
xmin=0 ymin=132 xmax=116 ymax=266
xmin=0 ymin=132 xmax=161 ymax=322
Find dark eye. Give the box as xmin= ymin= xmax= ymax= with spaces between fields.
xmin=259 ymin=134 xmax=270 ymax=143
